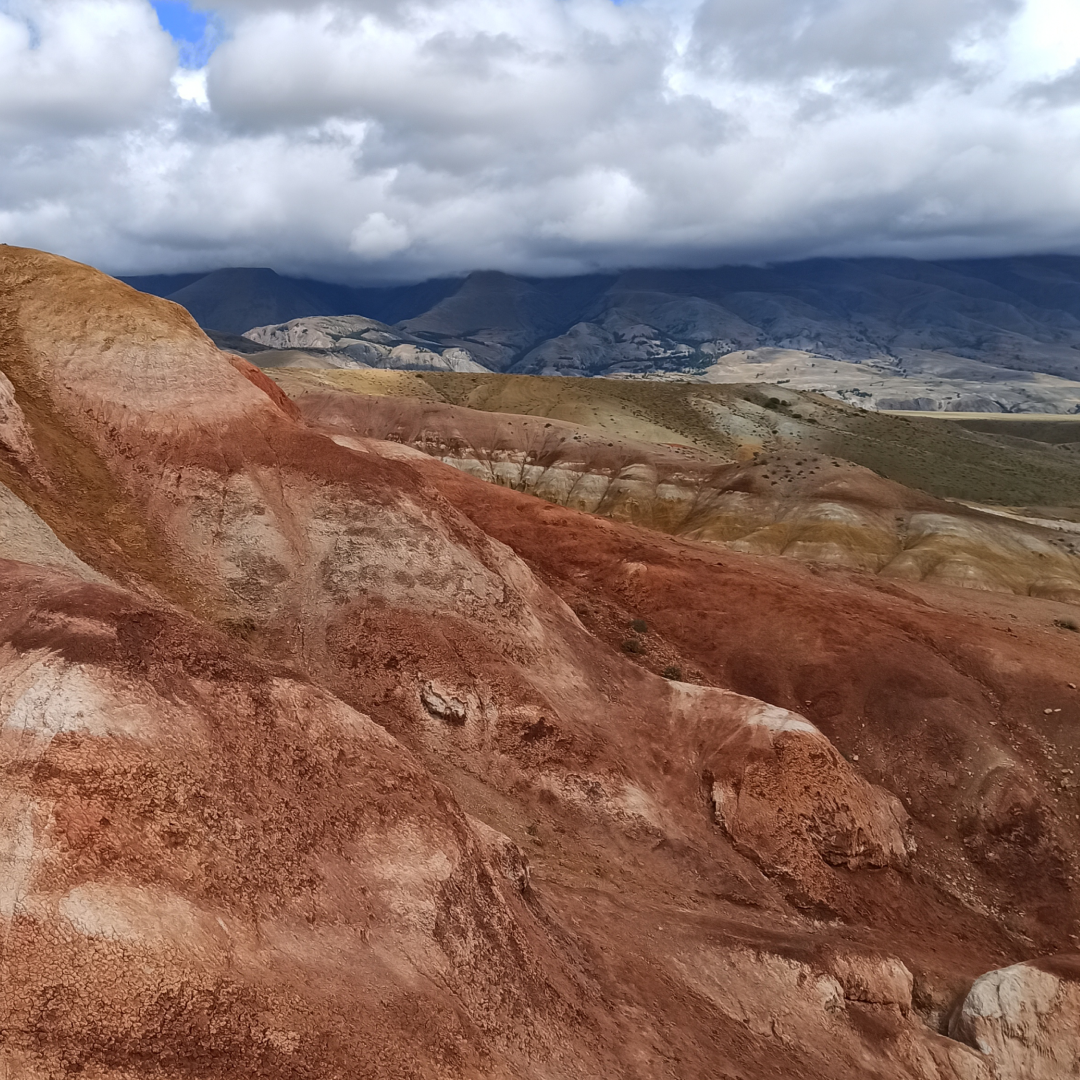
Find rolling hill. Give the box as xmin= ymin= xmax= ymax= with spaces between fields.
xmin=6 ymin=243 xmax=1080 ymax=1079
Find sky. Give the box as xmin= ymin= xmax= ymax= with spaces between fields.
xmin=1 ymin=0 xmax=1079 ymax=283
xmin=150 ymin=0 xmax=217 ymax=67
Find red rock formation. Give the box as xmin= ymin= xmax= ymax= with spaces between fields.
xmin=287 ymin=383 xmax=1080 ymax=601
xmin=0 ymin=245 xmax=1076 ymax=1078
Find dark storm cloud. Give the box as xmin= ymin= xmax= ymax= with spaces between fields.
xmin=0 ymin=0 xmax=1078 ymax=281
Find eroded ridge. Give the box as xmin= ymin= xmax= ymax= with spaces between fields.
xmin=0 ymin=246 xmax=1076 ymax=1079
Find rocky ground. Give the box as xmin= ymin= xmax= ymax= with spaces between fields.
xmin=2 ymin=246 xmax=1079 ymax=1079
xmin=698 ymin=347 xmax=1080 ymax=414
xmin=244 ymin=314 xmax=488 ymax=373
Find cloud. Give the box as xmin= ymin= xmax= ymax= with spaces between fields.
xmin=0 ymin=0 xmax=176 ymax=132
xmin=1018 ymin=60 xmax=1080 ymax=106
xmin=0 ymin=0 xmax=1079 ymax=282
xmin=349 ymin=211 xmax=409 ymax=258
xmin=690 ymin=0 xmax=1022 ymax=98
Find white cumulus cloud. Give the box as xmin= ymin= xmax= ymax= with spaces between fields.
xmin=349 ymin=211 xmax=409 ymax=258
xmin=0 ymin=0 xmax=1078 ymax=281
xmin=0 ymin=0 xmax=175 ymax=132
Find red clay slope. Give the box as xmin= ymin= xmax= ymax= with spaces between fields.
xmin=0 ymin=246 xmax=1077 ymax=1078
xmin=287 ymin=381 xmax=1080 ymax=602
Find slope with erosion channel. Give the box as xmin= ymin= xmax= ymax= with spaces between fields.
xmin=274 ymin=369 xmax=1080 ymax=603
xmin=0 ymin=246 xmax=1078 ymax=1078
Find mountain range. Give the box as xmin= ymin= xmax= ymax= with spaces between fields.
xmin=124 ymin=256 xmax=1080 ymax=412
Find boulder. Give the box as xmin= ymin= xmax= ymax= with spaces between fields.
xmin=949 ymin=955 xmax=1080 ymax=1079
xmin=703 ymin=695 xmax=915 ymax=876
xmin=420 ymin=680 xmax=470 ymax=724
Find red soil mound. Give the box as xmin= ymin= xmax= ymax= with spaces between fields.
xmin=227 ymin=353 xmax=302 ymax=420
xmin=0 ymin=246 xmax=1076 ymax=1079
xmin=423 ymin=460 xmax=1080 ymax=935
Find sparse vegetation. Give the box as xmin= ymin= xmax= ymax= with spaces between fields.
xmin=274 ymin=369 xmax=1080 ymax=509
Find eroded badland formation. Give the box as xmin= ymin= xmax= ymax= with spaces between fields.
xmin=1 ymin=245 xmax=1079 ymax=1079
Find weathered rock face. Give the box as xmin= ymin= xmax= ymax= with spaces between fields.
xmin=0 ymin=564 xmax=570 ymax=1079
xmin=829 ymin=953 xmax=915 ymax=1009
xmin=1 ymin=246 xmax=1080 ymax=1079
xmin=950 ymin=956 xmax=1080 ymax=1079
xmin=705 ymin=700 xmax=915 ymax=876
xmin=680 ymin=687 xmax=915 ymax=885
xmin=244 ymin=314 xmax=490 ymax=372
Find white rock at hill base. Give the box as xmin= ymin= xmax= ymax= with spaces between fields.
xmin=949 ymin=956 xmax=1080 ymax=1079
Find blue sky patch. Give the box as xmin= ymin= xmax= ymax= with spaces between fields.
xmin=151 ymin=0 xmax=219 ymax=68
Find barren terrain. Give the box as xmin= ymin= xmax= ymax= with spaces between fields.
xmin=2 ymin=247 xmax=1079 ymax=1079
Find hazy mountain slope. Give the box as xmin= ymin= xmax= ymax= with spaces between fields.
xmin=396 ymin=271 xmax=612 ymax=369
xmin=121 ymin=267 xmax=463 ymax=335
xmin=160 ymin=267 xmax=360 ymax=333
xmin=513 ymin=258 xmax=1080 ymax=388
xmin=8 ymin=244 xmax=1080 ymax=1079
xmin=125 ymin=256 xmax=1080 ymax=410
xmin=119 ymin=271 xmax=207 ymax=296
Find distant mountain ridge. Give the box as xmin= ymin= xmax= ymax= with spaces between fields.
xmin=123 ymin=256 xmax=1080 ymax=412
xmin=122 ymin=267 xmax=463 ymax=333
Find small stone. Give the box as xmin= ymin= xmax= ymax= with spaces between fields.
xmin=420 ymin=681 xmax=469 ymax=724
